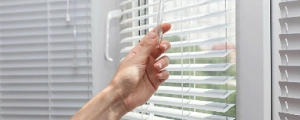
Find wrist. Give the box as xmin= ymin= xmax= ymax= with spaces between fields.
xmin=104 ymin=83 xmax=129 ymax=119
xmin=71 ymin=82 xmax=129 ymax=120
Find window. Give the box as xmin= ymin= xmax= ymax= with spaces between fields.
xmin=3 ymin=0 xmax=290 ymax=120
xmin=115 ymin=0 xmax=236 ymax=119
xmin=0 ymin=0 xmax=92 ymax=119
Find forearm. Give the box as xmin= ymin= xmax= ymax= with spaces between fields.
xmin=71 ymin=84 xmax=128 ymax=120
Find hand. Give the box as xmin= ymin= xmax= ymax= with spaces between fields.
xmin=110 ymin=23 xmax=172 ymax=111
xmin=71 ymin=23 xmax=172 ymax=120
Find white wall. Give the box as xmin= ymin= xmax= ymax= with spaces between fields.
xmin=91 ymin=0 xmax=123 ymax=95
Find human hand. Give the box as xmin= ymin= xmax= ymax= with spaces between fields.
xmin=110 ymin=23 xmax=172 ymax=112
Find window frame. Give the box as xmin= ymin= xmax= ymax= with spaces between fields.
xmin=236 ymin=0 xmax=272 ymax=119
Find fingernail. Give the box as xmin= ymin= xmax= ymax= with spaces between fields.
xmin=157 ymin=63 xmax=162 ymax=69
xmin=158 ymin=73 xmax=163 ymax=78
xmin=148 ymin=32 xmax=156 ymax=39
xmin=162 ymin=44 xmax=167 ymax=50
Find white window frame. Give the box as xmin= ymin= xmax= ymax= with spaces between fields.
xmin=90 ymin=0 xmax=122 ymax=94
xmin=236 ymin=0 xmax=271 ymax=119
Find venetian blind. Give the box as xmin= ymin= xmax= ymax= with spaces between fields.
xmin=114 ymin=0 xmax=236 ymax=119
xmin=0 ymin=0 xmax=92 ymax=120
xmin=278 ymin=0 xmax=300 ymax=119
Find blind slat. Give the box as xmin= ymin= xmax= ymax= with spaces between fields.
xmin=0 ymin=49 xmax=91 ymax=54
xmin=0 ymin=65 xmax=91 ymax=69
xmin=166 ymin=63 xmax=234 ymax=71
xmin=279 ymin=50 xmax=300 ymax=65
xmin=0 ymin=97 xmax=90 ymax=100
xmin=149 ymin=96 xmax=234 ymax=113
xmin=165 ymin=50 xmax=233 ymax=59
xmin=279 ymin=81 xmax=300 ymax=98
xmin=279 ymin=33 xmax=300 ymax=50
xmin=134 ymin=105 xmax=235 ymax=120
xmin=123 ymin=112 xmax=173 ymax=120
xmin=0 ymin=7 xmax=90 ymax=15
xmin=279 ymin=112 xmax=300 ymax=120
xmin=165 ymin=75 xmax=234 ymax=85
xmin=279 ymin=97 xmax=300 ymax=115
xmin=0 ymin=16 xmax=90 ymax=23
xmin=0 ymin=81 xmax=92 ymax=85
xmin=156 ymin=86 xmax=235 ymax=99
xmin=279 ymin=66 xmax=300 ymax=82
xmin=0 ymin=0 xmax=87 ymax=7
xmin=0 ymin=57 xmax=91 ymax=62
xmin=0 ymin=32 xmax=91 ymax=39
xmin=0 ymin=24 xmax=90 ymax=31
xmin=0 ymin=73 xmax=92 ymax=77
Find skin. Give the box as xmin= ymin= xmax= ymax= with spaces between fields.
xmin=71 ymin=23 xmax=172 ymax=120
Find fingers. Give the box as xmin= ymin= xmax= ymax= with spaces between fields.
xmin=135 ymin=31 xmax=157 ymax=60
xmin=159 ymin=40 xmax=171 ymax=51
xmin=150 ymin=40 xmax=171 ymax=59
xmin=154 ymin=56 xmax=170 ymax=85
xmin=154 ymin=56 xmax=170 ymax=72
xmin=156 ymin=70 xmax=170 ymax=83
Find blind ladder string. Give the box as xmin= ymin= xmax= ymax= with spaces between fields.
xmin=180 ymin=0 xmax=185 ymax=119
xmin=224 ymin=0 xmax=228 ymax=119
xmin=73 ymin=0 xmax=78 ymax=67
xmin=47 ymin=0 xmax=52 ymax=119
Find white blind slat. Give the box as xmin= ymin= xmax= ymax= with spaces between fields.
xmin=279 ymin=112 xmax=300 ymax=120
xmin=123 ymin=112 xmax=173 ymax=120
xmin=165 ymin=75 xmax=234 ymax=85
xmin=279 ymin=33 xmax=300 ymax=50
xmin=165 ymin=50 xmax=233 ymax=59
xmin=149 ymin=96 xmax=234 ymax=112
xmin=156 ymin=86 xmax=235 ymax=99
xmin=166 ymin=63 xmax=234 ymax=71
xmin=133 ymin=105 xmax=235 ymax=120
xmin=279 ymin=81 xmax=300 ymax=98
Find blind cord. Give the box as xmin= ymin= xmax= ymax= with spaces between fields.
xmin=156 ymin=0 xmax=164 ymax=48
xmin=47 ymin=0 xmax=52 ymax=119
xmin=66 ymin=0 xmax=71 ymax=22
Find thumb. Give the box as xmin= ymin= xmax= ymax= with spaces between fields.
xmin=137 ymin=31 xmax=157 ymax=59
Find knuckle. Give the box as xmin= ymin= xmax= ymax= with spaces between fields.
xmin=166 ymin=71 xmax=170 ymax=76
xmin=165 ymin=56 xmax=170 ymax=63
xmin=161 ymin=56 xmax=170 ymax=64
